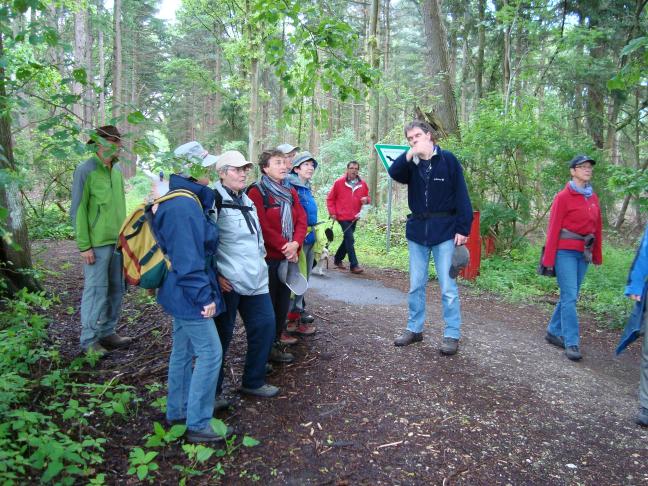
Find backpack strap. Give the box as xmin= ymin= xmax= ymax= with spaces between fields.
xmin=214 ymin=187 xmax=257 ymax=234
xmin=246 ymin=182 xmax=280 ymax=209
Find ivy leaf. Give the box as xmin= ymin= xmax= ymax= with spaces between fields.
xmin=72 ymin=68 xmax=87 ymax=85
xmin=242 ymin=436 xmax=260 ymax=447
xmin=621 ymin=36 xmax=648 ymax=56
xmin=127 ymin=111 xmax=146 ymax=124
xmin=210 ymin=418 xmax=228 ymax=438
xmin=196 ymin=445 xmax=214 ymax=462
xmin=41 ymin=461 xmax=63 ymax=482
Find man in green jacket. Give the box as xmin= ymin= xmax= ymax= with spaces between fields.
xmin=70 ymin=125 xmax=131 ymax=356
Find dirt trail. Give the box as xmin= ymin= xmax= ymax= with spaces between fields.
xmin=37 ymin=240 xmax=648 ymax=484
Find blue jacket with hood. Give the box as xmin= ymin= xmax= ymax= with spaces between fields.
xmin=153 ymin=174 xmax=224 ymax=320
xmin=617 ymin=224 xmax=648 ymax=354
xmin=388 ymin=146 xmax=473 ymax=246
xmin=287 ymin=173 xmax=318 ymax=246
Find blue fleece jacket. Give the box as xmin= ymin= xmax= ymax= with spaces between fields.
xmin=287 ymin=173 xmax=318 ymax=246
xmin=153 ymin=174 xmax=224 ymax=320
xmin=388 ymin=146 xmax=473 ymax=246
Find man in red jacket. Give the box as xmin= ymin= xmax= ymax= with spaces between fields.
xmin=326 ymin=161 xmax=371 ymax=274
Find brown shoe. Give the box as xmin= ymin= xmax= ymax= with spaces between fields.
xmin=279 ymin=332 xmax=298 ymax=345
xmin=85 ymin=342 xmax=109 ymax=357
xmin=295 ymin=323 xmax=316 ymax=335
xmin=350 ymin=266 xmax=364 ymax=274
xmin=99 ymin=334 xmax=133 ymax=349
xmin=334 ymin=261 xmax=347 ymax=270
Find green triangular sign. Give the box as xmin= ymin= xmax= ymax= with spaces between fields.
xmin=374 ymin=144 xmax=409 ymax=171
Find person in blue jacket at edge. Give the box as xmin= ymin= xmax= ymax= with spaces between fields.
xmin=388 ymin=119 xmax=473 ymax=356
xmin=624 ymin=224 xmax=648 ymax=427
xmin=153 ymin=141 xmax=226 ymax=443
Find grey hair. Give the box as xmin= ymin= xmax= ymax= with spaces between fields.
xmin=404 ymin=120 xmax=435 ymax=139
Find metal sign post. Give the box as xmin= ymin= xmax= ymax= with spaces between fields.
xmin=374 ymin=144 xmax=408 ymax=253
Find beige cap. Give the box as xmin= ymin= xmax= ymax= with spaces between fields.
xmin=215 ymin=150 xmax=252 ymax=171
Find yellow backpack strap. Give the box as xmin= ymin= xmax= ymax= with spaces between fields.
xmin=153 ymin=189 xmax=201 ymax=207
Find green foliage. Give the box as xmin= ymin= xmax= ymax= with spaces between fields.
xmin=447 ymin=95 xmax=599 ymax=249
xmin=27 ymin=206 xmax=74 ymax=240
xmin=127 ymin=447 xmax=159 ymax=482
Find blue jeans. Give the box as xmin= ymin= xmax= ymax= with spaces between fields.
xmin=215 ymin=291 xmax=275 ymax=392
xmin=406 ymin=239 xmax=462 ymax=339
xmin=546 ymin=250 xmax=589 ymax=347
xmin=166 ymin=317 xmax=222 ymax=432
xmin=334 ymin=220 xmax=359 ymax=269
xmin=80 ymin=245 xmax=124 ymax=349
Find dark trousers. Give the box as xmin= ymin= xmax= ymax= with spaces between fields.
xmin=334 ymin=220 xmax=359 ymax=269
xmin=267 ymin=259 xmax=292 ymax=341
xmin=215 ymin=291 xmax=275 ymax=392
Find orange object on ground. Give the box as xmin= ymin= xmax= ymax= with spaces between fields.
xmin=460 ymin=211 xmax=481 ymax=280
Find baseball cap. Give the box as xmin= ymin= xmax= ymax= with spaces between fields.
xmin=292 ymin=151 xmax=318 ymax=170
xmin=277 ymin=143 xmax=300 ymax=154
xmin=174 ymin=141 xmax=219 ymax=168
xmin=87 ymin=125 xmax=121 ymax=144
xmin=215 ymin=150 xmax=252 ymax=171
xmin=278 ymin=260 xmax=308 ymax=295
xmin=449 ymin=245 xmax=470 ymax=279
xmin=568 ymin=155 xmax=596 ymax=169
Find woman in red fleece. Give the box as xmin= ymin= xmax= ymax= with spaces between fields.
xmin=248 ymin=149 xmax=307 ymax=364
xmin=543 ymin=155 xmax=603 ymax=362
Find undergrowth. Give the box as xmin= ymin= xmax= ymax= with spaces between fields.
xmin=0 ymin=289 xmax=258 ymax=484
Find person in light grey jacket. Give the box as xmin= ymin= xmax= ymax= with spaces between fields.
xmin=213 ymin=151 xmax=279 ymax=399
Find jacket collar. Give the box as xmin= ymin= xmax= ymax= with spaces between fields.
xmin=169 ymin=173 xmax=215 ymax=209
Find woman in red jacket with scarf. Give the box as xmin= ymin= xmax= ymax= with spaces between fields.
xmin=543 ymin=155 xmax=603 ymax=361
xmin=248 ymin=149 xmax=307 ymax=364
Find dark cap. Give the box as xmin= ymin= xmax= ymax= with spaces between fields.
xmin=569 ymin=155 xmax=595 ymax=169
xmin=87 ymin=125 xmax=122 ymax=144
xmin=449 ymin=245 xmax=470 ymax=279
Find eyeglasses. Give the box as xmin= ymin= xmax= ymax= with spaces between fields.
xmin=575 ymin=165 xmax=593 ymax=171
xmin=227 ymin=166 xmax=251 ymax=174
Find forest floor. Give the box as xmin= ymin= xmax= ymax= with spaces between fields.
xmin=35 ymin=239 xmax=648 ymax=485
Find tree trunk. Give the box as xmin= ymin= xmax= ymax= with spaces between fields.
xmin=502 ymin=0 xmax=511 ymax=100
xmin=73 ymin=4 xmax=91 ymax=127
xmin=366 ymin=0 xmax=380 ymax=202
xmin=112 ymin=0 xmax=122 ymax=126
xmin=98 ymin=28 xmax=105 ymax=125
xmin=420 ymin=0 xmax=459 ymax=137
xmin=380 ymin=0 xmax=391 ymax=139
xmin=475 ymin=0 xmax=485 ymax=102
xmin=0 ymin=33 xmax=40 ymax=295
xmin=248 ymin=57 xmax=260 ymax=162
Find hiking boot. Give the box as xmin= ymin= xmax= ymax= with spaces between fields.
xmin=279 ymin=332 xmax=298 ymax=345
xmin=350 ymin=266 xmax=364 ymax=274
xmin=269 ymin=346 xmax=294 ymax=364
xmin=565 ymin=345 xmax=582 ymax=361
xmin=286 ymin=320 xmax=298 ymax=333
xmin=394 ymin=330 xmax=423 ymax=347
xmin=215 ymin=397 xmax=232 ymax=411
xmin=99 ymin=334 xmax=133 ymax=349
xmin=239 ymin=384 xmax=280 ymax=398
xmin=85 ymin=342 xmax=109 ymax=358
xmin=301 ymin=314 xmax=315 ymax=324
xmin=636 ymin=407 xmax=648 ymax=427
xmin=186 ymin=425 xmax=233 ymax=444
xmin=334 ymin=261 xmax=347 ymax=270
xmin=545 ymin=332 xmax=565 ymax=349
xmin=295 ymin=323 xmax=316 ymax=335
xmin=440 ymin=337 xmax=459 ymax=356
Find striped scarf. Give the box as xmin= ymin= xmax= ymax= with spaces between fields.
xmin=260 ymin=174 xmax=294 ymax=241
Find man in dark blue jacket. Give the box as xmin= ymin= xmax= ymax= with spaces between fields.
xmin=624 ymin=224 xmax=648 ymax=427
xmin=153 ymin=161 xmax=225 ymax=443
xmin=389 ymin=120 xmax=473 ymax=355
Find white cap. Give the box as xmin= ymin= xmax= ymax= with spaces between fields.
xmin=215 ymin=150 xmax=252 ymax=171
xmin=276 ymin=143 xmax=300 ymax=154
xmin=174 ymin=141 xmax=219 ymax=168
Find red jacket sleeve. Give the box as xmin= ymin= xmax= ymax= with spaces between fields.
xmin=326 ymin=179 xmax=339 ymax=218
xmin=291 ymin=188 xmax=307 ymax=246
xmin=592 ymin=195 xmax=603 ymax=265
xmin=543 ymin=192 xmax=566 ymax=268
